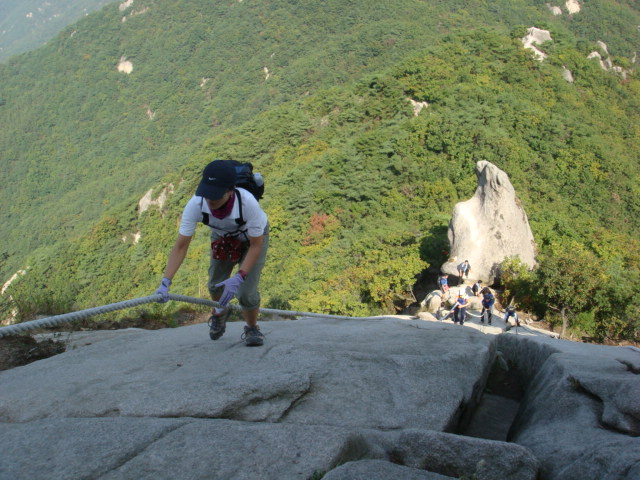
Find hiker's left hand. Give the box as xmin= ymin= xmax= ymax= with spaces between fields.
xmin=155 ymin=277 xmax=172 ymax=303
xmin=215 ymin=273 xmax=244 ymax=307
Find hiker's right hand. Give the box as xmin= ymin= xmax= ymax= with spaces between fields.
xmin=215 ymin=273 xmax=244 ymax=307
xmin=155 ymin=277 xmax=172 ymax=303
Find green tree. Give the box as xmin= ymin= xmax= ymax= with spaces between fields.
xmin=535 ymin=241 xmax=602 ymax=338
xmin=499 ymin=256 xmax=536 ymax=309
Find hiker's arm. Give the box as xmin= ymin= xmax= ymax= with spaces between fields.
xmin=163 ymin=234 xmax=193 ymax=280
xmin=239 ymin=234 xmax=264 ymax=275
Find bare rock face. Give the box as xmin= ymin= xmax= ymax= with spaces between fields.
xmin=1 ymin=316 xmax=638 ymax=479
xmin=441 ymin=161 xmax=536 ymax=284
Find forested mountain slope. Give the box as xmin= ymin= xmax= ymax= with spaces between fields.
xmin=0 ymin=0 xmax=115 ymax=62
xmin=1 ymin=0 xmax=498 ymax=272
xmin=1 ymin=0 xmax=639 ymax=342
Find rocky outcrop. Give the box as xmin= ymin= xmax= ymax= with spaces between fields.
xmin=521 ymin=27 xmax=552 ymax=61
xmin=588 ymin=41 xmax=630 ymax=79
xmin=499 ymin=335 xmax=640 ymax=479
xmin=137 ymin=183 xmax=174 ymax=216
xmin=408 ymin=98 xmax=429 ymax=116
xmin=420 ymin=289 xmax=445 ymax=312
xmin=116 ymin=56 xmax=133 ymax=74
xmin=0 ymin=316 xmax=638 ymax=479
xmin=565 ymin=0 xmax=581 ymax=15
xmin=441 ymin=161 xmax=536 ymax=284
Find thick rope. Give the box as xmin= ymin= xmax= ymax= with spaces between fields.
xmin=0 ymin=294 xmax=400 ymax=338
xmin=0 ymin=295 xmax=163 ymax=337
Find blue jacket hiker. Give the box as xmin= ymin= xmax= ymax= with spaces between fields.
xmin=452 ymin=293 xmax=469 ymax=325
xmin=504 ymin=306 xmax=520 ymax=327
xmin=439 ymin=273 xmax=450 ymax=295
xmin=481 ymin=289 xmax=495 ymax=324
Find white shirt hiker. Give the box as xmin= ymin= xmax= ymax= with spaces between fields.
xmin=179 ymin=188 xmax=268 ymax=239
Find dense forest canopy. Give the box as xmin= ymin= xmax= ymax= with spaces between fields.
xmin=1 ymin=0 xmax=639 ymax=342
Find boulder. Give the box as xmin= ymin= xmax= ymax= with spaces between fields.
xmin=1 ymin=316 xmax=638 ymax=479
xmin=420 ymin=290 xmax=445 ymax=312
xmin=499 ymin=335 xmax=640 ymax=479
xmin=441 ymin=161 xmax=536 ymax=284
xmin=0 ymin=318 xmax=495 ymax=430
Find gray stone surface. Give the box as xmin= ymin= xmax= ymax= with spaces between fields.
xmin=99 ymin=421 xmax=367 ymax=480
xmin=0 ymin=417 xmax=368 ymax=480
xmin=323 ymin=460 xmax=453 ymax=479
xmin=463 ymin=393 xmax=520 ymax=441
xmin=0 ymin=317 xmax=494 ymax=430
xmin=1 ymin=315 xmax=637 ymax=479
xmin=0 ymin=418 xmax=186 ymax=480
xmin=365 ymin=429 xmax=540 ymax=480
xmin=34 ymin=328 xmax=147 ymax=350
xmin=501 ymin=335 xmax=640 ymax=479
xmin=441 ymin=160 xmax=536 ymax=283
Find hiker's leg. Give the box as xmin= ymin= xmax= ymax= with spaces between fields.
xmin=242 ymin=308 xmax=259 ymax=327
xmin=208 ymin=258 xmax=235 ymax=302
xmin=236 ymin=232 xmax=269 ymax=323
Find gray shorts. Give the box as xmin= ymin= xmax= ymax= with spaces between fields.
xmin=208 ymin=225 xmax=269 ymax=310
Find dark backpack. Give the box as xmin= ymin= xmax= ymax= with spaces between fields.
xmin=230 ymin=160 xmax=264 ymax=201
xmin=201 ymin=161 xmax=264 ymax=227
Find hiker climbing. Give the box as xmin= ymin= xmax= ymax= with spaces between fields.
xmin=439 ymin=273 xmax=450 ymax=298
xmin=504 ymin=305 xmax=520 ymax=327
xmin=480 ymin=288 xmax=495 ymax=325
xmin=472 ymin=279 xmax=482 ymax=297
xmin=451 ymin=292 xmax=469 ymax=325
xmin=155 ymin=159 xmax=269 ymax=346
xmin=457 ymin=260 xmax=471 ymax=284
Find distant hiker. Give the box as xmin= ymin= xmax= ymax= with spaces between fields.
xmin=457 ymin=260 xmax=471 ymax=284
xmin=439 ymin=273 xmax=450 ymax=298
xmin=472 ymin=280 xmax=482 ymax=297
xmin=481 ymin=290 xmax=495 ymax=325
xmin=155 ymin=159 xmax=269 ymax=346
xmin=452 ymin=292 xmax=468 ymax=325
xmin=504 ymin=306 xmax=520 ymax=327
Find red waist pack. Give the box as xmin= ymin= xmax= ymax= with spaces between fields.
xmin=211 ymin=236 xmax=245 ymax=262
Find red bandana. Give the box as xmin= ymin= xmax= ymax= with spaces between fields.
xmin=211 ymin=191 xmax=235 ymax=219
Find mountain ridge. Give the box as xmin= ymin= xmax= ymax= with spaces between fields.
xmin=1 ymin=0 xmax=639 ymax=342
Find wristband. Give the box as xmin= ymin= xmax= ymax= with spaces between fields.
xmin=238 ymin=270 xmax=248 ymax=280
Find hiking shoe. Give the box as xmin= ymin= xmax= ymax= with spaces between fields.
xmin=208 ymin=309 xmax=230 ymax=340
xmin=242 ymin=325 xmax=264 ymax=346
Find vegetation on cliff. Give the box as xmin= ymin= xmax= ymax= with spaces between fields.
xmin=1 ymin=1 xmax=638 ymax=342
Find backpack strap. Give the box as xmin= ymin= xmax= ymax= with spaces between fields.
xmin=234 ymin=189 xmax=246 ymax=227
xmin=200 ymin=191 xmax=246 ymax=228
xmin=200 ymin=197 xmax=209 ymax=226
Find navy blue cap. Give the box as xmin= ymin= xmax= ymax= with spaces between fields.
xmin=196 ymin=160 xmax=236 ymax=200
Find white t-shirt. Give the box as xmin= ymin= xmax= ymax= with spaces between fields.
xmin=178 ymin=188 xmax=268 ymax=239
